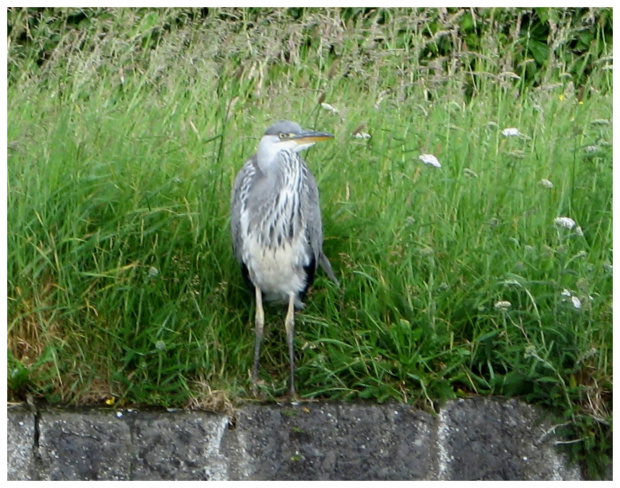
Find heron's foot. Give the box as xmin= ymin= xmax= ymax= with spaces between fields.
xmin=283 ymin=382 xmax=299 ymax=402
xmin=275 ymin=389 xmax=300 ymax=403
xmin=251 ymin=381 xmax=267 ymax=400
xmin=288 ymin=390 xmax=300 ymax=403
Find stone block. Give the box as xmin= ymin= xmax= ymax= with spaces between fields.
xmin=38 ymin=409 xmax=132 ymax=480
xmin=228 ymin=403 xmax=435 ymax=480
xmin=7 ymin=406 xmax=36 ymax=480
xmin=437 ymin=397 xmax=581 ymax=480
xmin=131 ymin=410 xmax=229 ymax=480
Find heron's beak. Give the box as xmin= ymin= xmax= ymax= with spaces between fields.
xmin=291 ymin=130 xmax=334 ymax=145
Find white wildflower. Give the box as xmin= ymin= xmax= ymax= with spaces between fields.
xmin=585 ymin=145 xmax=599 ymax=153
xmin=539 ymin=178 xmax=554 ymax=189
xmin=554 ymin=217 xmax=576 ymax=230
xmin=494 ymin=300 xmax=512 ymax=311
xmin=575 ymin=226 xmax=584 ymax=236
xmin=148 ymin=266 xmax=159 ymax=277
xmin=502 ymin=127 xmax=521 ymax=137
xmin=155 ymin=340 xmax=166 ymax=351
xmin=560 ymin=289 xmax=582 ymax=310
xmin=321 ymin=102 xmax=339 ymax=114
xmin=419 ymin=154 xmax=441 ymax=168
xmin=354 ymin=131 xmax=371 ymax=139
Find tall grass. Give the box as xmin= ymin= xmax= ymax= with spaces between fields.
xmin=7 ymin=7 xmax=612 ymax=477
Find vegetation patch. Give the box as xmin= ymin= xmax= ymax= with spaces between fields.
xmin=7 ymin=7 xmax=612 ymax=478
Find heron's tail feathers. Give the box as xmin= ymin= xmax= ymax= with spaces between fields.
xmin=319 ymin=253 xmax=340 ymax=287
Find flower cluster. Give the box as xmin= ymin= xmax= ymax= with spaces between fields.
xmin=419 ymin=154 xmax=441 ymax=168
xmin=502 ymin=127 xmax=521 ymax=137
xmin=554 ymin=217 xmax=584 ymax=236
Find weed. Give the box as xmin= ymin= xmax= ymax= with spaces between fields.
xmin=7 ymin=7 xmax=612 ymax=478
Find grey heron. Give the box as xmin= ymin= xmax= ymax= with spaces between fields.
xmin=230 ymin=120 xmax=338 ymax=396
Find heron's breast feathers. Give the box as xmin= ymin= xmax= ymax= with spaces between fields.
xmin=236 ymin=154 xmax=317 ymax=302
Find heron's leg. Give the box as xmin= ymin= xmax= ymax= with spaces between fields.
xmin=252 ymin=285 xmax=264 ymax=394
xmin=284 ymin=292 xmax=297 ymax=397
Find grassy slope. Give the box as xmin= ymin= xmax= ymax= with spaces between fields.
xmin=7 ymin=7 xmax=612 ymax=476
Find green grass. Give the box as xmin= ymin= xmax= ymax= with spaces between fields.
xmin=7 ymin=7 xmax=612 ymax=478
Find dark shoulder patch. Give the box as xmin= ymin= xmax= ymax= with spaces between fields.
xmin=240 ymin=262 xmax=254 ymax=291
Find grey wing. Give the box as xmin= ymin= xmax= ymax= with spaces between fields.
xmin=302 ymin=164 xmax=339 ymax=285
xmin=230 ymin=158 xmax=254 ymax=266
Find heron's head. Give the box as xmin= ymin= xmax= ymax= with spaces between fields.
xmin=257 ymin=120 xmax=333 ymax=163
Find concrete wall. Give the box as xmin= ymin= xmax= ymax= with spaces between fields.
xmin=7 ymin=397 xmax=584 ymax=480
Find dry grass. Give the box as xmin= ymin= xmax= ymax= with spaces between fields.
xmin=7 ymin=7 xmax=612 ymax=478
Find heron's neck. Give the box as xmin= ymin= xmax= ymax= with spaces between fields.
xmin=256 ymin=150 xmax=294 ymax=176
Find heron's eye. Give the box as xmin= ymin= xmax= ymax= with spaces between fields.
xmin=278 ymin=132 xmax=287 ymax=140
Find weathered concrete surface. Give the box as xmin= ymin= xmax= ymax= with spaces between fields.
xmin=37 ymin=409 xmax=132 ymax=480
xmin=7 ymin=406 xmax=36 ymax=481
xmin=437 ymin=397 xmax=582 ymax=480
xmin=7 ymin=398 xmax=587 ymax=481
xmin=226 ymin=403 xmax=435 ymax=480
xmin=132 ymin=411 xmax=229 ymax=480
